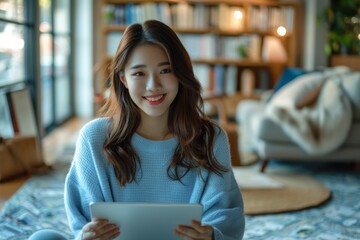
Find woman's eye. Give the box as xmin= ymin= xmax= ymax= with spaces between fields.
xmin=132 ymin=72 xmax=145 ymax=77
xmin=160 ymin=68 xmax=172 ymax=74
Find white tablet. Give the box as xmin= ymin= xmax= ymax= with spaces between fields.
xmin=90 ymin=202 xmax=203 ymax=240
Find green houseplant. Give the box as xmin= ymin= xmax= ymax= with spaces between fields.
xmin=321 ymin=0 xmax=360 ymax=55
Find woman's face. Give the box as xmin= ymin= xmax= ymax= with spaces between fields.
xmin=122 ymin=44 xmax=179 ymax=120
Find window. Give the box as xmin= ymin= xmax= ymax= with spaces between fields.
xmin=0 ymin=0 xmax=28 ymax=87
xmin=0 ymin=0 xmax=37 ymax=137
xmin=39 ymin=0 xmax=73 ymax=132
xmin=0 ymin=0 xmax=74 ymax=136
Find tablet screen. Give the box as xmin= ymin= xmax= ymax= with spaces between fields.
xmin=90 ymin=202 xmax=203 ymax=240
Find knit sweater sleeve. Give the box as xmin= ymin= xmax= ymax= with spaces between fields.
xmin=200 ymin=127 xmax=245 ymax=240
xmin=64 ymin=119 xmax=111 ymax=240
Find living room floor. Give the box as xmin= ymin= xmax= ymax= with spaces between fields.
xmin=1 ymin=117 xmax=360 ymax=239
xmin=0 ymin=117 xmax=89 ymax=211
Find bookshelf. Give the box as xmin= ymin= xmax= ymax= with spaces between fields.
xmin=96 ymin=0 xmax=298 ymax=112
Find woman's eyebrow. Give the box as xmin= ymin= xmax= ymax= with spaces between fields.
xmin=158 ymin=61 xmax=170 ymax=67
xmin=130 ymin=64 xmax=146 ymax=70
xmin=129 ymin=62 xmax=170 ymax=69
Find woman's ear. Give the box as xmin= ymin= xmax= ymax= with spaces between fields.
xmin=119 ymin=73 xmax=128 ymax=88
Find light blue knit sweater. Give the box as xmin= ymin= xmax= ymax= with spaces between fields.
xmin=64 ymin=118 xmax=245 ymax=240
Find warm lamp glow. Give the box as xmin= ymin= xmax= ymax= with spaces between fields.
xmin=233 ymin=10 xmax=243 ymax=19
xmin=262 ymin=36 xmax=288 ymax=63
xmin=277 ymin=26 xmax=287 ymax=36
xmin=358 ymin=33 xmax=360 ymax=40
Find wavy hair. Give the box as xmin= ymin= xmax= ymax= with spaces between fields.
xmin=99 ymin=20 xmax=228 ymax=186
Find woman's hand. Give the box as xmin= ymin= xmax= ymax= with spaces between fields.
xmin=82 ymin=219 xmax=120 ymax=240
xmin=174 ymin=220 xmax=213 ymax=240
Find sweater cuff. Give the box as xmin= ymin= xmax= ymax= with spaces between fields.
xmin=213 ymin=226 xmax=224 ymax=240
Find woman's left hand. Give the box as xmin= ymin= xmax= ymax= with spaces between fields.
xmin=174 ymin=220 xmax=213 ymax=240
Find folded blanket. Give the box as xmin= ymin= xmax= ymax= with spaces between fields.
xmin=265 ymin=67 xmax=356 ymax=155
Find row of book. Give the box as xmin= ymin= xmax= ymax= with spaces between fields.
xmin=106 ymin=32 xmax=262 ymax=61
xmin=248 ymin=5 xmax=294 ymax=33
xmin=193 ymin=64 xmax=272 ymax=96
xmin=179 ymin=34 xmax=261 ymax=60
xmin=106 ymin=32 xmax=288 ymax=64
xmin=103 ymin=2 xmax=294 ymax=32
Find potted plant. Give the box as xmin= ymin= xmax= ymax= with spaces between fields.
xmin=321 ymin=0 xmax=360 ymax=56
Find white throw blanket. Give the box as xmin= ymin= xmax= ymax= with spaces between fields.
xmin=265 ymin=67 xmax=357 ymax=155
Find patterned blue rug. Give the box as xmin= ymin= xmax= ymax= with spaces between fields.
xmin=0 ymin=161 xmax=359 ymax=240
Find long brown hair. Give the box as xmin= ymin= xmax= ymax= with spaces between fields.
xmin=99 ymin=20 xmax=228 ymax=186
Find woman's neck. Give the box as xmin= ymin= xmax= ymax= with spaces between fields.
xmin=136 ymin=115 xmax=172 ymax=140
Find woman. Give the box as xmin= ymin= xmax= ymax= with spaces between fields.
xmin=29 ymin=20 xmax=244 ymax=240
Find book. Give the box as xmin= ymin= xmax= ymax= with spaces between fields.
xmin=193 ymin=64 xmax=211 ymax=92
xmin=225 ymin=65 xmax=238 ymax=95
xmin=240 ymin=69 xmax=256 ymax=96
xmin=157 ymin=3 xmax=172 ymax=26
xmin=214 ymin=64 xmax=225 ymax=94
xmin=125 ymin=4 xmax=135 ymax=25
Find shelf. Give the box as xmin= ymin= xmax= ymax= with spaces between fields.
xmin=104 ymin=56 xmax=287 ymax=67
xmin=192 ymin=58 xmax=287 ymax=66
xmin=103 ymin=25 xmax=293 ymax=37
xmin=97 ymin=0 xmax=298 ymax=113
xmin=104 ymin=0 xmax=292 ymax=6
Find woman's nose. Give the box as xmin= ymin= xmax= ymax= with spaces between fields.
xmin=146 ymin=74 xmax=162 ymax=91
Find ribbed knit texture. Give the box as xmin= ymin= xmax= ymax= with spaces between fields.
xmin=64 ymin=118 xmax=245 ymax=240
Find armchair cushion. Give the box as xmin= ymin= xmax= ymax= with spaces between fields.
xmin=265 ymin=70 xmax=353 ymax=155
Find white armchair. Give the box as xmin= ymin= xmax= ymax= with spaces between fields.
xmin=236 ymin=67 xmax=360 ymax=172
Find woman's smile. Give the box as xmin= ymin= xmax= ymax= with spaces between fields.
xmin=143 ymin=94 xmax=166 ymax=105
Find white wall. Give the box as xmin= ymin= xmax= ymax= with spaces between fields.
xmin=303 ymin=0 xmax=329 ymax=70
xmin=74 ymin=0 xmax=93 ymax=118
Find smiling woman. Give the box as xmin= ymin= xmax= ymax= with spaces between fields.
xmin=29 ymin=20 xmax=245 ymax=240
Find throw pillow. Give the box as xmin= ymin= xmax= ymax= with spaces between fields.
xmin=268 ymin=67 xmax=305 ymax=101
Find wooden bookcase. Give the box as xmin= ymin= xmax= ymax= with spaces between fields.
xmin=96 ymin=0 xmax=298 ymax=112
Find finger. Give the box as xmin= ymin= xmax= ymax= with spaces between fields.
xmin=191 ymin=220 xmax=213 ymax=235
xmin=83 ymin=220 xmax=119 ymax=240
xmin=175 ymin=225 xmax=200 ymax=238
xmin=175 ymin=222 xmax=213 ymax=240
xmin=82 ymin=220 xmax=108 ymax=240
xmin=95 ymin=223 xmax=120 ymax=240
xmin=83 ymin=219 xmax=108 ymax=232
xmin=174 ymin=227 xmax=193 ymax=240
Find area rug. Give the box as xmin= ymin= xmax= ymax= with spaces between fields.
xmin=0 ymin=161 xmax=359 ymax=240
xmin=233 ymin=166 xmax=331 ymax=215
xmin=0 ymin=164 xmax=72 ymax=240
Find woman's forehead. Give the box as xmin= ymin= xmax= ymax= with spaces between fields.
xmin=125 ymin=44 xmax=170 ymax=68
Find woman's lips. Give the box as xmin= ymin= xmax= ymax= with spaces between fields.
xmin=143 ymin=94 xmax=166 ymax=105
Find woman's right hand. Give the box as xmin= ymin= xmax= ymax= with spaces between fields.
xmin=82 ymin=219 xmax=120 ymax=240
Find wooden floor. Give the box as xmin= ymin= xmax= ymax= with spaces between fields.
xmin=0 ymin=117 xmax=89 ymax=210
